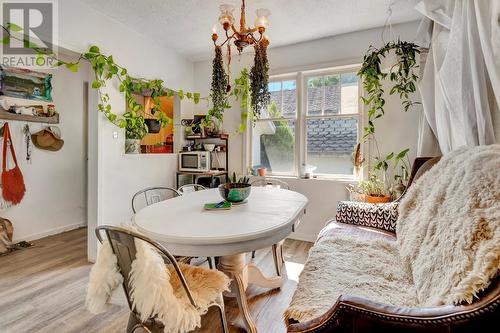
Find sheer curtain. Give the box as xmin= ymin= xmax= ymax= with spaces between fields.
xmin=415 ymin=0 xmax=499 ymax=155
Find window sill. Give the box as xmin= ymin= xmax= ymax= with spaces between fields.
xmin=252 ymin=174 xmax=358 ymax=183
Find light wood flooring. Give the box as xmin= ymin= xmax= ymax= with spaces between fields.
xmin=0 ymin=228 xmax=313 ymax=333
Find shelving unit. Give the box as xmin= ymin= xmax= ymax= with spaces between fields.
xmin=0 ymin=109 xmax=59 ymax=124
xmin=176 ymin=134 xmax=229 ymax=188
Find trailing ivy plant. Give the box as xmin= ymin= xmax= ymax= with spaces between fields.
xmin=230 ymin=68 xmax=251 ymax=132
xmin=357 ymin=40 xmax=420 ymax=188
xmin=1 ymin=23 xmax=203 ymax=137
xmin=250 ymin=41 xmax=271 ymax=118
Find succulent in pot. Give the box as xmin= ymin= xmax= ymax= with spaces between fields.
xmin=218 ymin=173 xmax=251 ymax=203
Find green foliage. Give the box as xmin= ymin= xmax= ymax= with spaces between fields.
xmin=0 ymin=23 xmax=203 ymax=134
xmin=230 ymin=172 xmax=250 ymax=184
xmin=231 ymin=68 xmax=251 ymax=132
xmin=261 ymin=101 xmax=294 ymax=153
xmin=357 ymin=40 xmax=420 ymax=187
xmin=357 ymin=173 xmax=387 ymax=197
xmin=209 ymin=46 xmax=229 ymax=122
xmin=307 ymin=76 xmax=339 ymax=88
xmin=123 ymin=111 xmax=148 ymax=139
xmin=250 ymin=42 xmax=271 ymax=118
xmin=358 ymin=40 xmax=420 ymax=137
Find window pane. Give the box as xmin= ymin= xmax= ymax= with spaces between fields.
xmin=340 ymin=73 xmax=359 ymax=114
xmin=268 ymin=81 xmax=282 ymax=118
xmin=282 ymin=80 xmax=297 ymax=117
xmin=324 ymin=75 xmax=340 ymax=115
xmin=307 ymin=76 xmax=323 ymax=115
xmin=307 ymin=117 xmax=358 ymax=175
xmin=252 ymin=120 xmax=295 ymax=174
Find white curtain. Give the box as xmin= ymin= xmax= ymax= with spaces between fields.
xmin=415 ymin=0 xmax=499 ymax=155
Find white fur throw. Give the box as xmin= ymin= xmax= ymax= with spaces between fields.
xmin=85 ymin=240 xmax=123 ymax=314
xmin=86 ymin=235 xmax=230 ymax=333
xmin=397 ymin=144 xmax=500 ymax=306
xmin=285 ymin=145 xmax=500 ymax=323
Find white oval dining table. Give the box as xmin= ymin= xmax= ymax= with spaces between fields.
xmin=133 ymin=186 xmax=308 ymax=333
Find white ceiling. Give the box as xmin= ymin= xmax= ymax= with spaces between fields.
xmin=79 ymin=0 xmax=422 ymax=62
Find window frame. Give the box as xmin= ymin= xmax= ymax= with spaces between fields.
xmin=248 ymin=64 xmax=362 ymax=179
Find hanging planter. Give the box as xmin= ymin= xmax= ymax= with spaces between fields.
xmin=144 ymin=119 xmax=161 ymax=133
xmin=250 ymin=40 xmax=271 ymax=119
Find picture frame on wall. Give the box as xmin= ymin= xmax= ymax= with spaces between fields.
xmin=0 ymin=66 xmax=53 ymax=102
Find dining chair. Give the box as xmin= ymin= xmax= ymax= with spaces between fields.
xmin=131 ymin=186 xmax=214 ymax=269
xmin=250 ymin=177 xmax=289 ymax=276
xmin=177 ymin=184 xmax=207 ymax=195
xmin=131 ymin=186 xmax=180 ymax=214
xmin=95 ymin=226 xmax=229 ymax=333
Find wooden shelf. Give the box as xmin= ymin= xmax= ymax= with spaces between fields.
xmin=0 ymin=109 xmax=59 ymax=124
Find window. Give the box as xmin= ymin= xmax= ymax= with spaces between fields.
xmin=251 ymin=78 xmax=297 ymax=174
xmin=250 ymin=66 xmax=361 ymax=177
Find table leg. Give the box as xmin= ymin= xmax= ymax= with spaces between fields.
xmin=219 ymin=254 xmax=283 ymax=333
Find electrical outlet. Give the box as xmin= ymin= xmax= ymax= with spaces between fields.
xmin=113 ymin=131 xmax=118 ymax=139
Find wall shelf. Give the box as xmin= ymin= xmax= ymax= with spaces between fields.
xmin=0 ymin=109 xmax=59 ymax=124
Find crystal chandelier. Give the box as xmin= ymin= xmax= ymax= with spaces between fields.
xmin=211 ymin=0 xmax=271 ymax=53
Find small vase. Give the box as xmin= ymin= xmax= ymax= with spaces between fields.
xmin=125 ymin=139 xmax=141 ymax=154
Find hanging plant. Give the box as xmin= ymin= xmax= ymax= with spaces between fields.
xmin=357 ymin=40 xmax=420 ymax=189
xmin=249 ymin=40 xmax=271 ymax=119
xmin=0 ymin=23 xmax=204 ymax=133
xmin=231 ymin=68 xmax=251 ymax=132
xmin=208 ymin=46 xmax=229 ymax=122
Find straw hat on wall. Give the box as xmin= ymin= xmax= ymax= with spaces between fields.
xmin=31 ymin=127 xmax=64 ymax=151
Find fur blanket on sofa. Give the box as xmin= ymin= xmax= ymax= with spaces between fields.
xmin=285 ymin=145 xmax=500 ymax=323
xmin=397 ymin=144 xmax=500 ymax=306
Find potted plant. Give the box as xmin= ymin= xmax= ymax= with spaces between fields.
xmin=356 ymin=173 xmax=391 ymax=203
xmin=124 ymin=113 xmax=148 ymax=154
xmin=218 ymin=173 xmax=252 ymax=203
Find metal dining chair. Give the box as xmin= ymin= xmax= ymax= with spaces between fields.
xmin=177 ymin=184 xmax=207 ymax=195
xmin=95 ymin=226 xmax=229 ymax=333
xmin=250 ymin=178 xmax=290 ymax=276
xmin=131 ymin=186 xmax=180 ymax=214
xmin=131 ymin=186 xmax=214 ymax=269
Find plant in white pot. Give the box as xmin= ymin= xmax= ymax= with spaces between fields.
xmin=124 ymin=112 xmax=148 ymax=154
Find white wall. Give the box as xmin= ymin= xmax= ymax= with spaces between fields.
xmin=193 ymin=21 xmax=422 ymax=241
xmin=2 ymin=59 xmax=91 ymax=242
xmin=57 ymin=0 xmax=195 ymax=260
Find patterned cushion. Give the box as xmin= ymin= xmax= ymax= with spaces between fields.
xmin=335 ymin=201 xmax=398 ymax=233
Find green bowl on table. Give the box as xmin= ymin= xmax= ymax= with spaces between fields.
xmin=218 ymin=183 xmax=252 ymax=203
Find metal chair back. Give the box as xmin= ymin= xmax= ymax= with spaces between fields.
xmin=95 ymin=225 xmax=197 ymax=312
xmin=250 ymin=177 xmax=290 ymax=190
xmin=177 ymin=184 xmax=206 ymax=195
xmin=131 ymin=187 xmax=180 ymax=213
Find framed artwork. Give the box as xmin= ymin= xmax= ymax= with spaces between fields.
xmin=0 ymin=66 xmax=53 ymax=102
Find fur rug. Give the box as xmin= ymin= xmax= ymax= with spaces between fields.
xmin=285 ymin=144 xmax=500 ymax=323
xmin=86 ymin=233 xmax=230 ymax=333
xmin=397 ymin=144 xmax=500 ymax=306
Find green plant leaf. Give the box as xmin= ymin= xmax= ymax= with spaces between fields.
xmin=1 ymin=36 xmax=10 ymax=44
xmin=92 ymin=80 xmax=101 ymax=89
xmin=89 ymin=45 xmax=100 ymax=53
xmin=65 ymin=62 xmax=80 ymax=72
xmin=193 ymin=93 xmax=200 ymax=104
xmin=6 ymin=22 xmax=22 ymax=32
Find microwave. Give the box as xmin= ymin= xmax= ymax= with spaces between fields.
xmin=178 ymin=151 xmax=211 ymax=172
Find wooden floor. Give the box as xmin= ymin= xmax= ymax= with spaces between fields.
xmin=0 ymin=228 xmax=313 ymax=333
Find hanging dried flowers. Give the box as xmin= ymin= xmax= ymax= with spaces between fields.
xmin=249 ymin=40 xmax=271 ymax=119
xmin=209 ymin=46 xmax=229 ymax=122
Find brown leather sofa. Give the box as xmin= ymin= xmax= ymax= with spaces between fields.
xmin=286 ymin=157 xmax=500 ymax=332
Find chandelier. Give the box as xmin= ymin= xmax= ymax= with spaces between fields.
xmin=211 ymin=0 xmax=271 ymax=53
